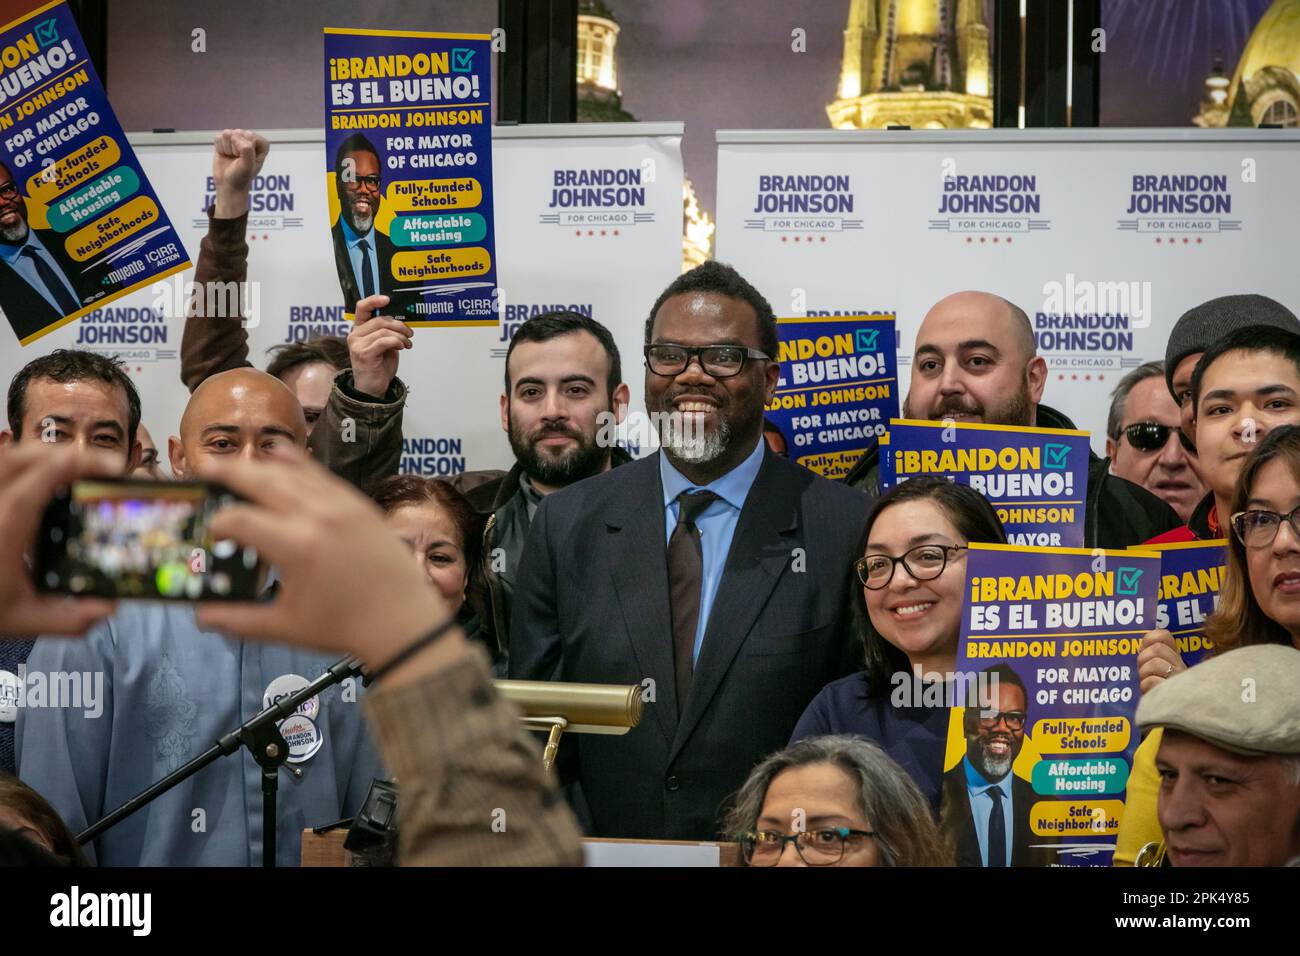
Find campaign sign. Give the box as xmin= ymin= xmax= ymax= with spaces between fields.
xmin=0 ymin=0 xmax=189 ymax=346
xmin=879 ymin=419 xmax=1090 ymax=548
xmin=1142 ymin=539 xmax=1225 ymax=668
xmin=323 ymin=28 xmax=495 ymax=325
xmin=941 ymin=543 xmax=1160 ymax=867
xmin=765 ymin=315 xmax=898 ymax=479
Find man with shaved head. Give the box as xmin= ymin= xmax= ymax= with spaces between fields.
xmin=18 ymin=368 xmax=383 ymax=866
xmin=844 ymin=291 xmax=1180 ymax=548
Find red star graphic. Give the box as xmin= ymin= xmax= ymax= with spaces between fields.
xmin=249 ymin=234 xmax=256 ymax=241
xmin=794 ymin=236 xmax=800 ymax=243
xmin=1196 ymin=237 xmax=1203 ymax=244
xmin=1007 ymin=237 xmax=1013 ymax=244
xmin=781 ymin=236 xmax=788 ymax=242
xmin=1072 ymin=374 xmax=1078 ymax=381
xmin=1098 ymin=374 xmax=1105 ymax=381
xmin=1085 ymin=374 xmax=1091 ymax=381
xmin=1058 ymin=374 xmax=1064 ymax=380
xmin=136 ymin=367 xmax=142 ymax=373
xmin=587 ymin=230 xmax=594 ymax=236
xmin=575 ymin=230 xmax=581 ymax=236
xmin=1183 ymin=237 xmax=1189 ymax=244
xmin=992 ymin=237 xmax=999 ymax=243
xmin=613 ymin=230 xmax=620 ymax=236
xmin=979 ymin=237 xmax=986 ymax=243
xmin=966 ymin=237 xmax=972 ymax=244
xmin=600 ymin=230 xmax=606 ymax=237
xmin=820 ymin=236 xmax=826 ymax=243
xmin=807 ymin=236 xmax=814 ymax=243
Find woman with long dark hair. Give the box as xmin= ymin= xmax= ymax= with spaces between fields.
xmin=790 ymin=476 xmax=1006 ymax=812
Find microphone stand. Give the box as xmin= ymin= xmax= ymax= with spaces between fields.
xmin=77 ymin=655 xmax=365 ymax=867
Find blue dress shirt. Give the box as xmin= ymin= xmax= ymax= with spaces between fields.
xmin=659 ymin=437 xmax=765 ymax=663
xmin=340 ymin=217 xmax=380 ymax=298
xmin=963 ymin=755 xmax=1014 ymax=867
xmin=0 ymin=230 xmax=80 ymax=313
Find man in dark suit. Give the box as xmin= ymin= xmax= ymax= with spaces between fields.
xmin=509 ymin=261 xmax=870 ymax=841
xmin=941 ymin=664 xmax=1056 ymax=866
xmin=0 ymin=161 xmax=104 ymax=344
xmin=330 ymin=133 xmax=394 ymax=313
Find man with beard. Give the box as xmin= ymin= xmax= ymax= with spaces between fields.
xmin=844 ymin=291 xmax=1180 ymax=548
xmin=509 ymin=261 xmax=869 ymax=841
xmin=330 ymin=134 xmax=394 ymax=313
xmin=451 ymin=311 xmax=631 ymax=670
xmin=0 ymin=161 xmax=106 ymax=344
xmin=940 ymin=665 xmax=1054 ymax=866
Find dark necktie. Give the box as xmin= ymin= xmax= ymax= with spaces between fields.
xmin=668 ymin=490 xmax=718 ymax=715
xmin=987 ymin=785 xmax=1007 ymax=867
xmin=357 ymin=238 xmax=376 ymax=298
xmin=21 ymin=247 xmax=78 ymax=313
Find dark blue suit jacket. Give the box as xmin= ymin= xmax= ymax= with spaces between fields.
xmin=509 ymin=448 xmax=869 ymax=840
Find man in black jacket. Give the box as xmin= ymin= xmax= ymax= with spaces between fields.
xmin=510 ymin=263 xmax=869 ymax=840
xmin=452 ymin=312 xmax=631 ymax=668
xmin=844 ymin=291 xmax=1180 ymax=548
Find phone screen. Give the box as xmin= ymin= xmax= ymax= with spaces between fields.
xmin=37 ymin=479 xmax=261 ymax=601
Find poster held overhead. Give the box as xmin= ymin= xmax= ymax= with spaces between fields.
xmin=0 ymin=0 xmax=189 ymax=346
xmin=323 ymin=28 xmax=496 ymax=327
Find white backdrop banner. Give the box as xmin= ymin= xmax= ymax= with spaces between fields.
xmin=715 ymin=128 xmax=1300 ymax=449
xmin=0 ymin=122 xmax=684 ymax=474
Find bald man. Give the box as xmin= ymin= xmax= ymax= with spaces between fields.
xmin=844 ymin=291 xmax=1181 ymax=549
xmin=18 ymin=368 xmax=384 ymax=866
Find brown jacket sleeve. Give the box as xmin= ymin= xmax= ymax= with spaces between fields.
xmin=180 ymin=207 xmax=253 ymax=392
xmin=312 ymin=369 xmax=406 ymax=490
xmin=363 ymin=647 xmax=585 ymax=866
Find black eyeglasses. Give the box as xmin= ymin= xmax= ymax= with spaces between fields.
xmin=644 ymin=344 xmax=770 ymax=379
xmin=856 ymin=544 xmax=967 ymax=589
xmin=0 ymin=181 xmax=19 ymax=199
xmin=976 ymin=710 xmax=1027 ymax=731
xmin=1121 ymin=422 xmax=1197 ymax=456
xmin=344 ymin=174 xmax=382 ymax=192
xmin=740 ymin=827 xmax=875 ymax=866
xmin=1231 ymin=506 xmax=1300 ymax=548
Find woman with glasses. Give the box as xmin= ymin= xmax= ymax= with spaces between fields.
xmin=1117 ymin=424 xmax=1300 ymax=865
xmin=724 ymin=735 xmax=949 ymax=867
xmin=790 ymin=477 xmax=1006 ymax=814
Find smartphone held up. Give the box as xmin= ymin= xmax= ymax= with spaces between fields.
xmin=36 ymin=479 xmax=261 ymax=601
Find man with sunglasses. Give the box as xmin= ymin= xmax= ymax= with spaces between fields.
xmin=330 ymin=133 xmax=394 ymax=312
xmin=940 ymin=664 xmax=1055 ymax=866
xmin=1106 ymin=362 xmax=1206 ymax=523
xmin=510 ymin=261 xmax=868 ymax=841
xmin=0 ymin=160 xmax=107 ymax=344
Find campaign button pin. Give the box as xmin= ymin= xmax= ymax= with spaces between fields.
xmin=0 ymin=670 xmax=19 ymax=724
xmin=278 ymin=714 xmax=323 ymax=763
xmin=262 ymin=674 xmax=320 ymax=721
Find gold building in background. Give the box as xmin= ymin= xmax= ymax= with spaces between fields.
xmin=828 ymin=0 xmax=992 ymax=129
xmin=577 ymin=0 xmax=713 ymax=269
xmin=1195 ymin=0 xmax=1300 ymax=127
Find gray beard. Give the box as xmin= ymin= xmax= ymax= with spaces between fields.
xmin=0 ymin=219 xmax=28 ymax=243
xmin=658 ymin=415 xmax=732 ymax=464
xmin=350 ymin=211 xmax=373 ymax=235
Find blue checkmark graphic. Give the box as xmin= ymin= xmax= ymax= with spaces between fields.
xmin=1044 ymin=443 xmax=1071 ymax=470
xmin=855 ymin=328 xmax=880 ymax=352
xmin=35 ymin=18 xmax=60 ymax=48
xmin=451 ymin=48 xmax=474 ymax=72
xmin=1116 ymin=566 xmax=1143 ymax=595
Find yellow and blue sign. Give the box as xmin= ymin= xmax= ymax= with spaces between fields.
xmin=764 ymin=315 xmax=898 ymax=479
xmin=942 ymin=543 xmax=1160 ymax=867
xmin=0 ymin=1 xmax=189 ymax=346
xmin=880 ymin=418 xmax=1091 ymax=548
xmin=1140 ymin=538 xmax=1225 ymax=667
xmin=323 ymin=27 xmax=495 ymax=326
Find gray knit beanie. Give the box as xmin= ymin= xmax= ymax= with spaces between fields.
xmin=1165 ymin=294 xmax=1299 ymax=397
